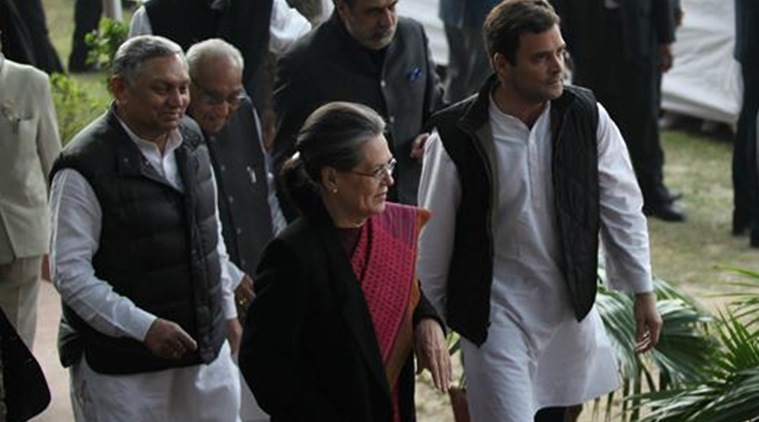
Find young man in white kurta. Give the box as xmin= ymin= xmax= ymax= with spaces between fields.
xmin=417 ymin=1 xmax=661 ymax=420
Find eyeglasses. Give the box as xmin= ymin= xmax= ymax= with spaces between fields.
xmin=349 ymin=158 xmax=396 ymax=181
xmin=192 ymin=81 xmax=246 ymax=107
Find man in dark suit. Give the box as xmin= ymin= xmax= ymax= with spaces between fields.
xmin=185 ymin=38 xmax=286 ymax=321
xmin=552 ymin=0 xmax=685 ymax=222
xmin=733 ymin=0 xmax=759 ymax=245
xmin=272 ymin=0 xmax=443 ymax=214
xmin=186 ymin=37 xmax=286 ymax=422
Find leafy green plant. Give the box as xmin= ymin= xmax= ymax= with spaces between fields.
xmin=85 ymin=17 xmax=129 ymax=75
xmin=50 ymin=73 xmax=107 ymax=144
xmin=628 ymin=270 xmax=759 ymax=422
xmin=594 ymin=278 xmax=717 ymax=421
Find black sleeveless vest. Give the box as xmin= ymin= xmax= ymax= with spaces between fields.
xmin=52 ymin=110 xmax=226 ymax=374
xmin=431 ymin=78 xmax=600 ymax=345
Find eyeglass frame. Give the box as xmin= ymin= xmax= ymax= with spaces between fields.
xmin=348 ymin=158 xmax=397 ymax=181
xmin=191 ymin=81 xmax=247 ymax=108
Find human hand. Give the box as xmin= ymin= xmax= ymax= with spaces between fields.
xmin=414 ymin=318 xmax=452 ymax=392
xmin=144 ymin=318 xmax=198 ymax=360
xmin=633 ymin=292 xmax=662 ymax=353
xmin=410 ymin=133 xmax=429 ymax=160
xmin=227 ymin=318 xmax=243 ymax=355
xmin=235 ymin=274 xmax=255 ymax=309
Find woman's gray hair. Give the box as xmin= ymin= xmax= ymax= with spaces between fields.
xmin=281 ymin=101 xmax=387 ymax=214
xmin=111 ymin=35 xmax=186 ymax=86
xmin=186 ymin=38 xmax=244 ymax=80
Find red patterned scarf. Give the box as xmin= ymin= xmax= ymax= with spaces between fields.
xmin=350 ymin=203 xmax=429 ymax=421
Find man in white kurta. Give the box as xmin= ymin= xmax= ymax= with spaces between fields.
xmin=417 ymin=1 xmax=662 ymax=421
xmin=49 ymin=36 xmax=241 ymax=422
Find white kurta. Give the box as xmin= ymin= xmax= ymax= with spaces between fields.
xmin=50 ymin=119 xmax=241 ymax=422
xmin=417 ymin=95 xmax=653 ymax=421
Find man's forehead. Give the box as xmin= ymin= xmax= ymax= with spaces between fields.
xmin=197 ymin=58 xmax=242 ymax=83
xmin=138 ymin=55 xmax=189 ymax=80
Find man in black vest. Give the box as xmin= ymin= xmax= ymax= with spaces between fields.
xmin=417 ymin=1 xmax=661 ymax=421
xmin=272 ymin=0 xmax=444 ymax=217
xmin=186 ymin=39 xmax=286 ymax=315
xmin=49 ymin=35 xmax=241 ymax=421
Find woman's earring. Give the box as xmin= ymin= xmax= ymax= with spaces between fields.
xmin=332 ymin=188 xmax=338 ymax=194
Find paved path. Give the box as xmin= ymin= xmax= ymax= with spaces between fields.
xmin=30 ymin=281 xmax=73 ymax=421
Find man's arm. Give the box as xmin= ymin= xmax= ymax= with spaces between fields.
xmin=416 ymin=133 xmax=460 ymax=319
xmin=268 ymin=0 xmax=311 ymax=55
xmin=49 ymin=169 xmax=157 ymax=341
xmin=35 ymin=72 xmax=61 ymax=182
xmin=595 ymin=103 xmax=662 ymax=351
xmin=209 ymin=170 xmax=242 ymax=352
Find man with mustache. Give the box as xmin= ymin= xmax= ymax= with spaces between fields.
xmin=49 ymin=35 xmax=241 ymax=421
xmin=272 ymin=0 xmax=443 ymax=218
xmin=418 ymin=1 xmax=661 ymax=420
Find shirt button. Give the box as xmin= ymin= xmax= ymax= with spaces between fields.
xmin=388 ymin=116 xmax=395 ymax=124
xmin=380 ymin=80 xmax=387 ymax=88
xmin=236 ymin=228 xmax=243 ymax=235
xmin=220 ymin=165 xmax=226 ymax=172
xmin=228 ymin=196 xmax=235 ymax=203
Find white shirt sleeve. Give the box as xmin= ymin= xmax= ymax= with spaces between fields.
xmin=128 ymin=6 xmax=153 ymax=38
xmin=49 ymin=169 xmax=157 ymax=341
xmin=416 ymin=132 xmax=461 ymax=319
xmin=227 ymin=261 xmax=245 ymax=291
xmin=318 ymin=0 xmax=334 ymax=23
xmin=210 ymin=170 xmax=238 ymax=320
xmin=596 ymin=103 xmax=654 ymax=294
xmin=36 ymin=74 xmax=62 ymax=181
xmin=269 ymin=0 xmax=312 ymax=55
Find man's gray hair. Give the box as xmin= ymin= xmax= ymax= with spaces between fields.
xmin=186 ymin=38 xmax=244 ymax=80
xmin=111 ymin=35 xmax=186 ymax=86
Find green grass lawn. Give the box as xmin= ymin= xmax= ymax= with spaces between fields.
xmin=652 ymin=129 xmax=759 ymax=298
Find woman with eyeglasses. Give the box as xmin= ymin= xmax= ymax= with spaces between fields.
xmin=239 ymin=101 xmax=451 ymax=421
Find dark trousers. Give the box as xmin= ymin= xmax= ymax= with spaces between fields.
xmin=572 ymin=9 xmax=667 ymax=206
xmin=5 ymin=0 xmax=63 ymax=73
xmin=732 ymin=57 xmax=759 ymax=229
xmin=69 ymin=0 xmax=103 ymax=71
xmin=535 ymin=406 xmax=567 ymax=422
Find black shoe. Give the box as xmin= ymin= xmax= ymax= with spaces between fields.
xmin=643 ymin=202 xmax=686 ymax=222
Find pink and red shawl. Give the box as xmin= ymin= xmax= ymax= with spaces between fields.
xmin=349 ymin=203 xmax=430 ymax=422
